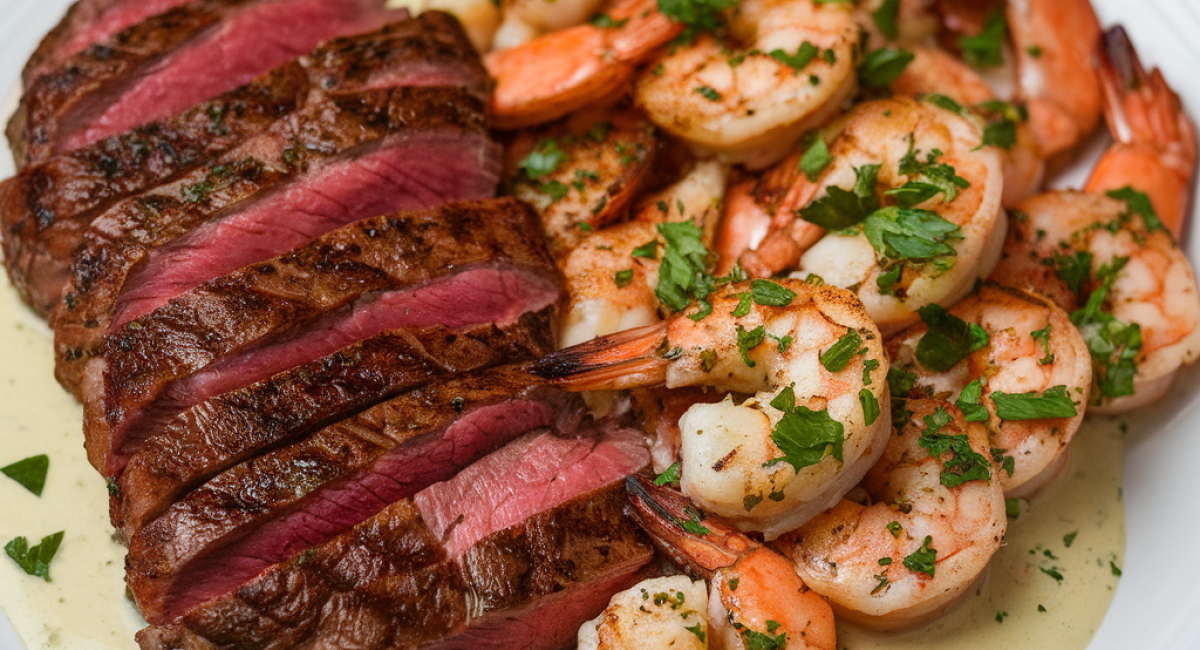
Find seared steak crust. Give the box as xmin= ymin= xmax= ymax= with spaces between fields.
xmin=135 ymin=483 xmax=653 ymax=650
xmin=1 ymin=64 xmax=307 ymax=316
xmin=53 ymin=83 xmax=495 ymax=394
xmin=127 ymin=371 xmax=584 ymax=624
xmin=4 ymin=11 xmax=486 ymax=317
xmin=113 ymin=310 xmax=556 ymax=538
xmin=79 ymin=198 xmax=558 ymax=476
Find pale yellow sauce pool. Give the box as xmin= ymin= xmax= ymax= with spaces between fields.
xmin=0 ymin=267 xmax=1124 ymax=649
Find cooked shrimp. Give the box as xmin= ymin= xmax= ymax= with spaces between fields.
xmin=484 ymin=0 xmax=681 ymax=129
xmin=886 ymin=283 xmax=1091 ymax=496
xmin=891 ymin=45 xmax=1045 ymax=207
xmin=625 ymin=476 xmax=837 ymax=650
xmin=557 ymin=160 xmax=728 ymax=348
xmin=503 ymin=107 xmax=659 ymax=259
xmin=853 ymin=0 xmax=939 ymax=47
xmin=532 ymin=279 xmax=891 ymax=538
xmin=991 ymin=191 xmax=1200 ymax=413
xmin=742 ymin=96 xmax=1006 ymax=335
xmin=634 ymin=0 xmax=859 ymax=169
xmin=491 ymin=0 xmax=606 ymax=51
xmin=1005 ymin=0 xmax=1104 ymax=158
xmin=577 ymin=575 xmax=710 ymax=650
xmin=775 ymin=399 xmax=1006 ymax=631
xmin=1084 ymin=27 xmax=1197 ymax=239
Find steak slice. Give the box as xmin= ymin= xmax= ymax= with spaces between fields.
xmin=21 ymin=0 xmax=194 ymax=87
xmin=2 ymin=12 xmax=486 ymax=317
xmin=134 ymin=427 xmax=651 ymax=647
xmin=78 ymin=199 xmax=559 ymax=477
xmin=113 ymin=310 xmax=555 ymax=538
xmin=7 ymin=0 xmax=405 ymax=167
xmin=52 ymin=83 xmax=499 ymax=394
xmin=127 ymin=370 xmax=587 ymax=624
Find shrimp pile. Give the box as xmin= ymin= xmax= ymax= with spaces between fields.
xmin=426 ymin=0 xmax=1199 ymax=641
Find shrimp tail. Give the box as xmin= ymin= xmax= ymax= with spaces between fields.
xmin=624 ymin=475 xmax=755 ymax=579
xmin=1086 ymin=26 xmax=1197 ymax=238
xmin=529 ymin=322 xmax=669 ymax=390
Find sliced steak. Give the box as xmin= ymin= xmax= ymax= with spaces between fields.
xmin=77 ymin=199 xmax=559 ymax=477
xmin=112 ymin=310 xmax=555 ymax=538
xmin=3 ymin=12 xmax=486 ymax=317
xmin=127 ymin=370 xmax=587 ymax=624
xmin=51 ymin=83 xmax=498 ymax=394
xmin=135 ymin=427 xmax=651 ymax=647
xmin=8 ymin=0 xmax=405 ymax=167
xmin=21 ymin=0 xmax=194 ymax=87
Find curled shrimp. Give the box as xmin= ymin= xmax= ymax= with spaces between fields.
xmin=557 ymin=159 xmax=729 ymax=348
xmin=577 ymin=575 xmax=711 ymax=650
xmin=775 ymin=399 xmax=1006 ymax=631
xmin=890 ymin=45 xmax=1046 ymax=207
xmin=502 ymin=107 xmax=659 ymax=259
xmin=742 ymin=96 xmax=1006 ymax=335
xmin=885 ymin=283 xmax=1092 ymax=496
xmin=624 ymin=475 xmax=837 ymax=650
xmin=484 ymin=0 xmax=681 ymax=129
xmin=1084 ymin=26 xmax=1197 ymax=239
xmin=634 ymin=0 xmax=859 ymax=169
xmin=532 ymin=279 xmax=891 ymax=538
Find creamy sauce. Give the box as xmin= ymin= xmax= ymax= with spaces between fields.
xmin=0 ymin=267 xmax=1123 ymax=649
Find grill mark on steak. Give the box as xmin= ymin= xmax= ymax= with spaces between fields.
xmin=77 ymin=199 xmax=560 ymax=478
xmin=2 ymin=12 xmax=486 ymax=317
xmin=22 ymin=0 xmax=194 ymax=87
xmin=113 ymin=310 xmax=555 ymax=538
xmin=134 ymin=439 xmax=651 ymax=648
xmin=7 ymin=0 xmax=406 ymax=167
xmin=51 ymin=84 xmax=499 ymax=396
xmin=127 ymin=370 xmax=588 ymax=624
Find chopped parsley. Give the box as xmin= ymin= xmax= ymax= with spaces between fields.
xmin=732 ymin=292 xmax=753 ymax=317
xmin=767 ymin=385 xmax=845 ymax=472
xmin=976 ymin=100 xmax=1028 ymax=151
xmin=1030 ymin=324 xmax=1055 ymax=365
xmin=992 ymin=448 xmax=1015 ymax=476
xmin=518 ymin=139 xmax=566 ymax=180
xmin=613 ymin=269 xmax=634 ymax=288
xmin=685 ymin=623 xmax=706 ymax=642
xmin=820 ymin=330 xmax=863 ymax=372
xmin=871 ymin=0 xmax=900 ymax=39
xmin=1069 ymin=257 xmax=1143 ymax=400
xmin=858 ymin=47 xmax=915 ymax=88
xmin=696 ymin=86 xmax=722 ymax=101
xmin=657 ymin=0 xmax=737 ymax=42
xmin=917 ymin=408 xmax=992 ymax=487
xmin=588 ymin=13 xmax=629 ymax=28
xmin=655 ymin=221 xmax=715 ymax=313
xmin=681 ymin=507 xmax=710 ymax=535
xmin=898 ymin=138 xmax=971 ymax=202
xmin=863 ymin=208 xmax=964 ymax=291
xmin=959 ymin=9 xmax=1007 ymax=68
xmin=991 ymin=386 xmax=1078 ymax=420
xmin=903 ymin=535 xmax=937 ymax=576
xmin=798 ymin=132 xmax=833 ymax=181
xmin=751 ymin=279 xmax=797 ymax=306
xmin=799 ymin=164 xmax=881 ymax=230
xmin=1 ymin=454 xmax=49 ymax=496
xmin=5 ymin=531 xmax=64 ymax=581
xmin=1049 ymin=250 xmax=1094 ymax=294
xmin=860 ymin=389 xmax=880 ymax=425
xmin=736 ymin=324 xmax=767 ymax=366
xmin=1106 ymin=186 xmax=1165 ymax=233
xmin=956 ymin=378 xmax=990 ymax=422
xmin=631 ymin=240 xmax=659 ymax=259
xmin=770 ymin=42 xmax=821 ymax=73
xmin=915 ymin=303 xmax=989 ymax=372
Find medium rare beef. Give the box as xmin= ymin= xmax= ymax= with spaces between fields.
xmin=7 ymin=0 xmax=405 ymax=167
xmin=3 ymin=12 xmax=486 ymax=317
xmin=21 ymin=0 xmax=195 ymax=87
xmin=112 ymin=310 xmax=555 ymax=537
xmin=77 ymin=199 xmax=560 ymax=477
xmin=135 ymin=427 xmax=651 ymax=648
xmin=127 ymin=370 xmax=586 ymax=624
xmin=52 ymin=83 xmax=499 ymax=395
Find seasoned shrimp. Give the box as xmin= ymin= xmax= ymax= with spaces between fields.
xmin=503 ymin=108 xmax=659 ymax=259
xmin=634 ymin=0 xmax=859 ymax=169
xmin=886 ymin=283 xmax=1091 ymax=496
xmin=625 ymin=476 xmax=837 ymax=650
xmin=852 ymin=0 xmax=939 ymax=48
xmin=742 ymin=96 xmax=1006 ymax=335
xmin=991 ymin=191 xmax=1200 ymax=413
xmin=890 ymin=45 xmax=1045 ymax=207
xmin=578 ymin=575 xmax=710 ymax=650
xmin=1084 ymin=27 xmax=1197 ymax=239
xmin=533 ymin=279 xmax=891 ymax=538
xmin=557 ymin=160 xmax=728 ymax=347
xmin=775 ymin=399 xmax=1006 ymax=631
xmin=484 ymin=0 xmax=681 ymax=129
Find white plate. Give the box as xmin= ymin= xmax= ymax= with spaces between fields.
xmin=0 ymin=0 xmax=1197 ymax=648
